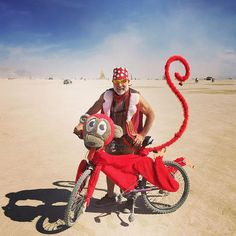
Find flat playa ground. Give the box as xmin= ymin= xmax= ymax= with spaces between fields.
xmin=0 ymin=78 xmax=236 ymax=236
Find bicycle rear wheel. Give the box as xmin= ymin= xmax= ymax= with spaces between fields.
xmin=141 ymin=160 xmax=190 ymax=214
xmin=64 ymin=169 xmax=91 ymax=227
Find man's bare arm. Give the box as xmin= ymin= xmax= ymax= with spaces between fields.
xmin=133 ymin=95 xmax=155 ymax=146
xmin=86 ymin=94 xmax=104 ymax=115
xmin=139 ymin=95 xmax=155 ymax=137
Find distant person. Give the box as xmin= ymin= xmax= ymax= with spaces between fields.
xmin=74 ymin=67 xmax=155 ymax=211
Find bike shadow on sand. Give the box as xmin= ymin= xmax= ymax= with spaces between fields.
xmin=2 ymin=181 xmax=75 ymax=234
xmin=2 ymin=181 xmax=155 ymax=233
xmin=54 ymin=181 xmax=154 ymax=227
xmin=86 ymin=195 xmax=154 ymax=227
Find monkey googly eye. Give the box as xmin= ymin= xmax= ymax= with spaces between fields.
xmin=97 ymin=120 xmax=107 ymax=136
xmin=86 ymin=118 xmax=96 ymax=132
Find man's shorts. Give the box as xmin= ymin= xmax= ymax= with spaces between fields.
xmin=105 ymin=135 xmax=135 ymax=155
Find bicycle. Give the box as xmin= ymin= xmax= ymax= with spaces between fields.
xmin=64 ymin=142 xmax=190 ymax=226
xmin=64 ymin=55 xmax=191 ymax=227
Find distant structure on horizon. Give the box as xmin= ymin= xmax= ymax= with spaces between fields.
xmin=99 ymin=70 xmax=106 ymax=80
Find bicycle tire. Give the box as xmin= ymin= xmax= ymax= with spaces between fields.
xmin=64 ymin=169 xmax=92 ymax=227
xmin=141 ymin=160 xmax=190 ymax=214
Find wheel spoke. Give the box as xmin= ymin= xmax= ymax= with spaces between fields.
xmin=64 ymin=169 xmax=91 ymax=226
xmin=141 ymin=161 xmax=190 ymax=214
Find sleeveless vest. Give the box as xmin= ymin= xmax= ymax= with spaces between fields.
xmin=102 ymin=88 xmax=143 ymax=138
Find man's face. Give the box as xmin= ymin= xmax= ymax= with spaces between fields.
xmin=112 ymin=79 xmax=129 ymax=95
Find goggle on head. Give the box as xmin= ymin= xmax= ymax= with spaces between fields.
xmin=83 ymin=114 xmax=123 ymax=150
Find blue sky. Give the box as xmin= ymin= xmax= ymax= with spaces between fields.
xmin=0 ymin=0 xmax=236 ymax=79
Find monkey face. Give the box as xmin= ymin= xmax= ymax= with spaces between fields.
xmin=83 ymin=114 xmax=123 ymax=150
xmin=83 ymin=116 xmax=112 ymax=149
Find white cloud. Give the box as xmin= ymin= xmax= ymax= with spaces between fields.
xmin=1 ymin=21 xmax=236 ymax=79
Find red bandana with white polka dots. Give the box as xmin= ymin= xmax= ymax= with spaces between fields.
xmin=112 ymin=67 xmax=128 ymax=80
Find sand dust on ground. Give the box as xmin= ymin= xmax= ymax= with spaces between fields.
xmin=0 ymin=79 xmax=235 ymax=236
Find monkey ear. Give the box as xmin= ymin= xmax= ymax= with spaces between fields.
xmin=114 ymin=125 xmax=123 ymax=138
xmin=80 ymin=114 xmax=90 ymax=124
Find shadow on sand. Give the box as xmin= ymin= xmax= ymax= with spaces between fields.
xmin=86 ymin=196 xmax=153 ymax=227
xmin=2 ymin=181 xmax=154 ymax=234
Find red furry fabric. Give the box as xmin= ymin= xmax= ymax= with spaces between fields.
xmin=75 ymin=159 xmax=87 ymax=182
xmin=83 ymin=149 xmax=179 ymax=206
xmin=85 ymin=165 xmax=102 ymax=205
xmin=144 ymin=55 xmax=190 ymax=153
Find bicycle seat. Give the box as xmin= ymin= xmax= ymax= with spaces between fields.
xmin=142 ymin=136 xmax=154 ymax=147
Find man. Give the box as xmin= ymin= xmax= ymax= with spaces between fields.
xmin=74 ymin=67 xmax=155 ymax=209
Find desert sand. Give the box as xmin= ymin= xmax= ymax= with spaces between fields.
xmin=0 ymin=78 xmax=236 ymax=236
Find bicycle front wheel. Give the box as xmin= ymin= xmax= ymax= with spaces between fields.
xmin=141 ymin=160 xmax=190 ymax=214
xmin=64 ymin=169 xmax=92 ymax=227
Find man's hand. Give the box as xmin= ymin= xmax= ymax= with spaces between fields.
xmin=133 ymin=133 xmax=145 ymax=147
xmin=73 ymin=123 xmax=84 ymax=139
